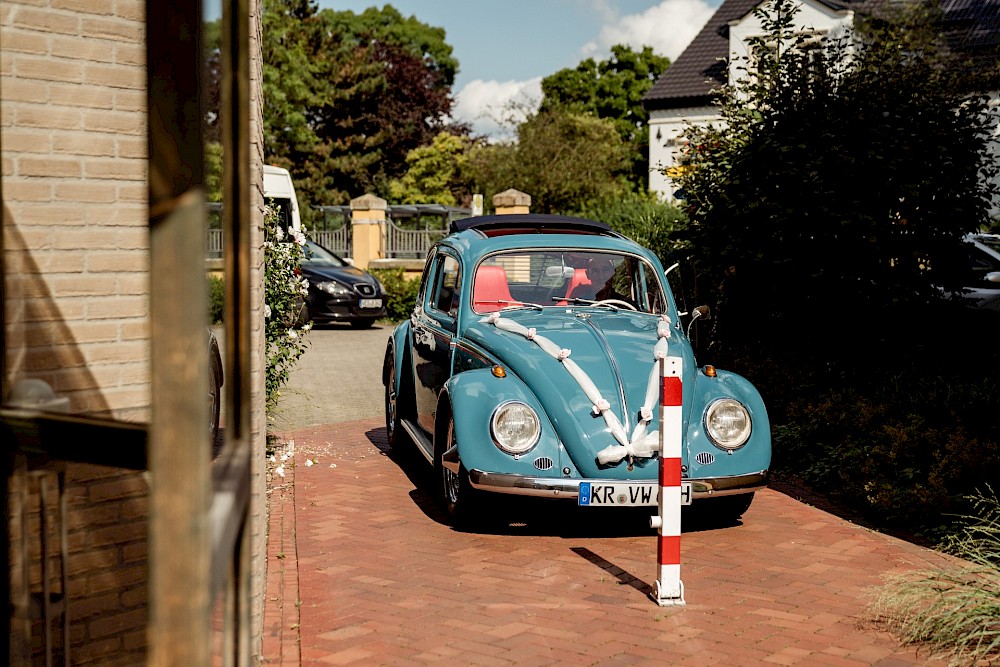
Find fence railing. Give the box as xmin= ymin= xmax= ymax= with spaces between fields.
xmin=205 ymin=204 xmax=353 ymax=259
xmin=385 ymin=218 xmax=448 ymax=259
xmin=205 ymin=203 xmax=469 ymax=262
xmin=313 ymin=228 xmax=350 ymax=256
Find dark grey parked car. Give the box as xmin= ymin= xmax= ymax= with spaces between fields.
xmin=298 ymin=240 xmax=388 ymax=328
xmin=936 ymin=233 xmax=1000 ymax=312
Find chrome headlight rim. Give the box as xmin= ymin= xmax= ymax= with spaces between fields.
xmin=490 ymin=401 xmax=541 ymax=455
xmin=704 ymin=398 xmax=752 ymax=451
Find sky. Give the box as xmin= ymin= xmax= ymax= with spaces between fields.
xmin=322 ymin=0 xmax=722 ymax=138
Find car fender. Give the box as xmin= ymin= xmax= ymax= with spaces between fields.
xmin=441 ymin=368 xmax=583 ymax=478
xmin=384 ymin=319 xmax=412 ymax=387
xmin=684 ymin=369 xmax=771 ymax=479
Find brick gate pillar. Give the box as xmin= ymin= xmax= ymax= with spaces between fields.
xmin=350 ymin=193 xmax=387 ymax=269
xmin=493 ymin=189 xmax=531 ymax=215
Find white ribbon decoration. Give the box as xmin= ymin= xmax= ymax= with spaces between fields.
xmin=481 ymin=313 xmax=672 ymax=465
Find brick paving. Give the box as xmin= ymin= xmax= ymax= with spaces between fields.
xmin=261 ymin=417 xmax=959 ymax=667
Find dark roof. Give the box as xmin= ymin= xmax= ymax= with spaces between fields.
xmin=449 ymin=214 xmax=615 ymax=237
xmin=643 ymin=0 xmax=1000 ymax=111
xmin=642 ymin=0 xmax=760 ymax=109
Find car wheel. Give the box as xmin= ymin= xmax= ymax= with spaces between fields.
xmin=208 ymin=361 xmax=222 ymax=450
xmin=350 ymin=318 xmax=375 ymax=329
xmin=383 ymin=350 xmax=409 ymax=451
xmin=435 ymin=412 xmax=480 ymax=526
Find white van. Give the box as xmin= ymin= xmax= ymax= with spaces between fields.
xmin=263 ymin=164 xmax=301 ymax=234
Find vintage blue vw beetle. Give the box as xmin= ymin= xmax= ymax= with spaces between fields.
xmin=383 ymin=214 xmax=770 ymax=526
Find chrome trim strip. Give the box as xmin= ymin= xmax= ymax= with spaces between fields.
xmin=452 ymin=339 xmax=494 ymax=365
xmin=468 ymin=469 xmax=769 ymax=500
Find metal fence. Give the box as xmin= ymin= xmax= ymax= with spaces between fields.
xmin=384 ymin=218 xmax=448 ymax=259
xmin=206 ymin=202 xmax=223 ymax=259
xmin=206 ymin=203 xmax=470 ymax=261
xmin=313 ymin=206 xmax=351 ymax=256
xmin=384 ymin=205 xmax=470 ymax=259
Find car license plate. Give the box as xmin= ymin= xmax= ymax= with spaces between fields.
xmin=578 ymin=481 xmax=692 ymax=507
xmin=359 ymin=298 xmax=382 ymax=309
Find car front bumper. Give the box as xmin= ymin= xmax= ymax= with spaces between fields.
xmin=308 ymin=294 xmax=386 ymax=322
xmin=466 ymin=468 xmax=768 ymax=501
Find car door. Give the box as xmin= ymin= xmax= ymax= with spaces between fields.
xmin=411 ymin=250 xmax=462 ymax=433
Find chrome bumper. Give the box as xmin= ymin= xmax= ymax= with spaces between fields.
xmin=467 ymin=469 xmax=769 ymax=501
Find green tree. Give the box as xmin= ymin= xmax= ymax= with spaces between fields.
xmin=465 ymin=108 xmax=630 ymax=214
xmin=388 ymin=131 xmax=470 ymax=205
xmin=675 ymin=0 xmax=1000 ymax=359
xmin=541 ymin=45 xmax=669 ymax=191
xmin=262 ymin=0 xmax=465 ymax=214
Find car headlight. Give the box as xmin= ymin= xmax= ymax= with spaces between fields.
xmin=490 ymin=401 xmax=540 ymax=455
xmin=704 ymin=398 xmax=751 ymax=451
xmin=317 ymin=280 xmax=352 ymax=296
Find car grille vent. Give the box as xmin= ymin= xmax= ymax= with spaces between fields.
xmin=533 ymin=457 xmax=554 ymax=471
xmin=695 ymin=452 xmax=715 ymax=466
xmin=355 ymin=284 xmax=376 ymax=297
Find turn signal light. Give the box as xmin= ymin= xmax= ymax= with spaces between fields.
xmin=703 ymin=365 xmax=717 ymax=377
xmin=492 ymin=365 xmax=507 ymax=378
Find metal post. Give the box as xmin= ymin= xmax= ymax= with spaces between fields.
xmin=650 ymin=355 xmax=685 ymax=606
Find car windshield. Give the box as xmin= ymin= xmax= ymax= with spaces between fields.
xmin=472 ymin=249 xmax=668 ymax=314
xmin=302 ymin=240 xmax=347 ymax=267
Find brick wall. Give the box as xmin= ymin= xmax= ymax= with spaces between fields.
xmin=2 ymin=0 xmax=149 ymax=423
xmin=2 ymin=0 xmax=268 ymax=663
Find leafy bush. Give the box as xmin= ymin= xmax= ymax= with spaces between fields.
xmin=263 ymin=207 xmax=311 ymax=420
xmin=208 ymin=274 xmax=224 ymax=324
xmin=570 ymin=193 xmax=691 ymax=267
xmin=764 ymin=335 xmax=1000 ymax=542
xmin=369 ymin=267 xmax=421 ymax=322
xmin=869 ymin=486 xmax=1000 ymax=666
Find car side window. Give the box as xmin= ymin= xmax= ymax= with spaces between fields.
xmin=428 ymin=253 xmax=461 ymax=326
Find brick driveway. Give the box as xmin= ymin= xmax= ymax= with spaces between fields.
xmin=262 ymin=421 xmax=958 ymax=666
xmin=260 ymin=325 xmax=956 ymax=665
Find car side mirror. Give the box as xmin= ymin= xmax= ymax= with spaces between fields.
xmin=687 ymin=305 xmax=711 ymax=339
xmin=985 ymin=271 xmax=1000 ymax=284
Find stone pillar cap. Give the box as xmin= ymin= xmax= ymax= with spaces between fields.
xmin=492 ymin=189 xmax=531 ymax=208
xmin=350 ymin=193 xmax=388 ymax=211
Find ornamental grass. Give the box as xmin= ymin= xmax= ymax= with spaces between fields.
xmin=869 ymin=487 xmax=1000 ymax=666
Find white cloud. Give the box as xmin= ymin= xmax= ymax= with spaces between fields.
xmin=582 ymin=0 xmax=716 ymax=61
xmin=453 ymin=77 xmax=543 ymax=141
xmin=451 ymin=1 xmax=717 ymax=140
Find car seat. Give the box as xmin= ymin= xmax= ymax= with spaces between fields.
xmin=473 ymin=265 xmax=520 ymax=312
xmin=557 ymin=269 xmax=592 ymax=305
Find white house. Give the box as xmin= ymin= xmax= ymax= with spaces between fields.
xmin=643 ymin=0 xmax=1000 ymax=206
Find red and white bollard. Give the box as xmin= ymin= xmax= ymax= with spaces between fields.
xmin=649 ymin=355 xmax=685 ymax=606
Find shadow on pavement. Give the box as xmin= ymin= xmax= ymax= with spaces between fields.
xmin=366 ymin=425 xmax=747 ymax=539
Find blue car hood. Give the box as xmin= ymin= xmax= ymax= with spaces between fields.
xmin=464 ymin=310 xmax=694 ymax=476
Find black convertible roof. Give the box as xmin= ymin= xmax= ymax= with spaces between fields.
xmin=449 ymin=214 xmax=616 ymax=236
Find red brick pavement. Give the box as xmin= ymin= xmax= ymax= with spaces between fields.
xmin=262 ymin=418 xmax=958 ymax=666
